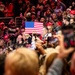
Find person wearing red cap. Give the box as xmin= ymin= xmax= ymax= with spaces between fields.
xmin=46 ymin=22 xmax=53 ymax=33
xmin=4 ymin=35 xmax=10 ymax=45
xmin=56 ymin=21 xmax=62 ymax=26
xmin=53 ymin=21 xmax=62 ymax=34
xmin=70 ymin=10 xmax=75 ymax=18
xmin=70 ymin=10 xmax=75 ymax=15
xmin=0 ymin=22 xmax=5 ymax=30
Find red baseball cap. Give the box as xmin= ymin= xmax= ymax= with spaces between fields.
xmin=46 ymin=22 xmax=53 ymax=27
xmin=70 ymin=10 xmax=75 ymax=15
xmin=57 ymin=21 xmax=62 ymax=26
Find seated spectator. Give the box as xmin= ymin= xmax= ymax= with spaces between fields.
xmin=70 ymin=2 xmax=75 ymax=10
xmin=0 ymin=1 xmax=5 ymax=17
xmin=52 ymin=13 xmax=58 ymax=22
xmin=7 ymin=3 xmax=14 ymax=17
xmin=54 ymin=2 xmax=63 ymax=15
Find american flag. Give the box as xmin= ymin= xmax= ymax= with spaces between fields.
xmin=25 ymin=22 xmax=43 ymax=34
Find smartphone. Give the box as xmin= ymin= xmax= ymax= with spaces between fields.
xmin=62 ymin=25 xmax=75 ymax=49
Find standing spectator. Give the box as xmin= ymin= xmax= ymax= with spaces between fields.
xmin=0 ymin=1 xmax=5 ymax=17
xmin=54 ymin=2 xmax=63 ymax=15
xmin=6 ymin=3 xmax=14 ymax=17
xmin=71 ymin=2 xmax=75 ymax=10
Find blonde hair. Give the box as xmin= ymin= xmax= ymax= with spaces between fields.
xmin=39 ymin=53 xmax=57 ymax=75
xmin=39 ymin=48 xmax=70 ymax=75
xmin=45 ymin=53 xmax=57 ymax=73
xmin=5 ymin=48 xmax=39 ymax=75
xmin=39 ymin=49 xmax=59 ymax=75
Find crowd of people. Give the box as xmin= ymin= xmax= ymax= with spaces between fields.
xmin=0 ymin=0 xmax=75 ymax=75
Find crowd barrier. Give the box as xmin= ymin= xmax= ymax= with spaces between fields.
xmin=0 ymin=17 xmax=22 ymax=27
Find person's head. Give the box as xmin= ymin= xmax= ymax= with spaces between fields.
xmin=26 ymin=12 xmax=32 ymax=21
xmin=51 ymin=2 xmax=55 ymax=9
xmin=70 ymin=18 xmax=75 ymax=24
xmin=20 ymin=28 xmax=25 ymax=34
xmin=16 ymin=35 xmax=22 ymax=42
xmin=40 ymin=5 xmax=44 ymax=11
xmin=0 ymin=39 xmax=4 ymax=48
xmin=31 ymin=6 xmax=35 ymax=12
xmin=22 ymin=32 xmax=30 ymax=40
xmin=8 ymin=3 xmax=14 ymax=9
xmin=72 ymin=2 xmax=75 ymax=6
xmin=39 ymin=49 xmax=70 ymax=75
xmin=58 ymin=11 xmax=62 ymax=17
xmin=47 ymin=53 xmax=70 ymax=75
xmin=46 ymin=9 xmax=51 ymax=16
xmin=4 ymin=35 xmax=9 ymax=42
xmin=57 ymin=2 xmax=61 ymax=8
xmin=42 ymin=27 xmax=48 ymax=37
xmin=52 ymin=13 xmax=57 ymax=20
xmin=63 ymin=17 xmax=70 ymax=26
xmin=39 ymin=50 xmax=59 ymax=75
xmin=56 ymin=21 xmax=62 ymax=27
xmin=38 ymin=0 xmax=43 ymax=4
xmin=46 ymin=22 xmax=53 ymax=33
xmin=25 ymin=0 xmax=30 ymax=5
xmin=43 ymin=0 xmax=47 ymax=5
xmin=40 ymin=17 xmax=45 ymax=23
xmin=45 ymin=53 xmax=58 ymax=73
xmin=5 ymin=48 xmax=39 ymax=75
xmin=31 ymin=12 xmax=36 ymax=21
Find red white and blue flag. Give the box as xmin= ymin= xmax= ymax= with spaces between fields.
xmin=25 ymin=22 xmax=43 ymax=34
